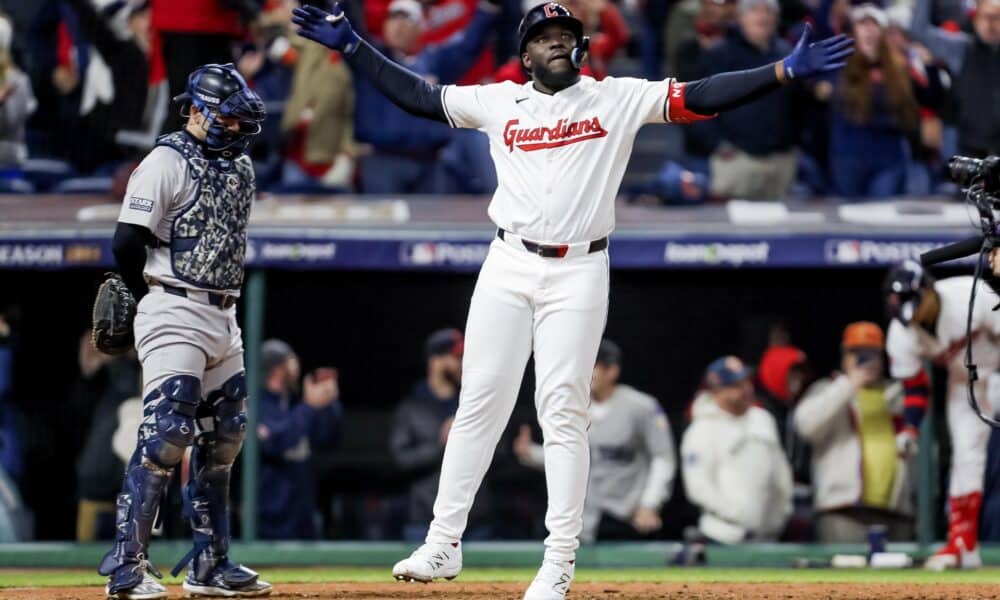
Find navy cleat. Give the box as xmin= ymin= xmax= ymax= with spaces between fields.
xmin=103 ymin=557 xmax=166 ymax=600
xmin=181 ymin=554 xmax=272 ymax=598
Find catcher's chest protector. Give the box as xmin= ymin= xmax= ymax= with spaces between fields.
xmin=157 ymin=132 xmax=254 ymax=291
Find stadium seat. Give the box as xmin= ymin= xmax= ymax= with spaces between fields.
xmin=52 ymin=177 xmax=115 ymax=194
xmin=265 ymin=181 xmax=350 ymax=195
xmin=22 ymin=158 xmax=75 ymax=192
xmin=0 ymin=178 xmax=34 ymax=193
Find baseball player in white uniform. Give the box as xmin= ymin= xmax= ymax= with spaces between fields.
xmin=292 ymin=2 xmax=852 ymax=597
xmin=99 ymin=64 xmax=271 ymax=599
xmin=884 ymin=260 xmax=1000 ymax=570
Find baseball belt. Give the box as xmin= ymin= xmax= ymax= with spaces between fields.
xmin=497 ymin=229 xmax=608 ymax=259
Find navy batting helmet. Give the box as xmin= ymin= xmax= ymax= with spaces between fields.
xmin=884 ymin=260 xmax=933 ymax=325
xmin=173 ymin=63 xmax=266 ymax=155
xmin=518 ymin=2 xmax=585 ymax=60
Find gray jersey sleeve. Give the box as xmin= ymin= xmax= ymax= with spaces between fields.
xmin=117 ymin=146 xmax=184 ymax=237
xmin=636 ymin=399 xmax=676 ymax=509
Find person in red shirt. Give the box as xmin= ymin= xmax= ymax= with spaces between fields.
xmin=151 ymin=0 xmax=262 ymax=130
xmin=366 ymin=0 xmax=496 ymax=84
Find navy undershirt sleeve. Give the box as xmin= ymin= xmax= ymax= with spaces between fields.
xmin=345 ymin=40 xmax=448 ymax=124
xmin=683 ymin=63 xmax=783 ymax=115
xmin=112 ymin=222 xmax=152 ymax=300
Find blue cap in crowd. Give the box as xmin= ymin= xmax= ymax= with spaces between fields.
xmin=596 ymin=339 xmax=622 ymax=366
xmin=425 ymin=328 xmax=464 ymax=359
xmin=704 ymin=355 xmax=754 ymax=388
xmin=261 ymin=339 xmax=295 ymax=375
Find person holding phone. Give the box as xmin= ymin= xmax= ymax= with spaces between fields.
xmin=794 ymin=321 xmax=916 ymax=543
xmin=256 ymin=339 xmax=343 ymax=539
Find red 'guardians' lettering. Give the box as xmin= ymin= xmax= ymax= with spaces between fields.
xmin=502 ymin=117 xmax=609 ymax=152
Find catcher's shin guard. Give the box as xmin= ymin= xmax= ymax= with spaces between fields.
xmin=98 ymin=454 xmax=169 ymax=593
xmin=99 ymin=375 xmax=199 ymax=593
xmin=172 ymin=372 xmax=261 ymax=591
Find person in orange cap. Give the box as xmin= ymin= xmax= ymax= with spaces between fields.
xmin=794 ymin=321 xmax=916 ymax=543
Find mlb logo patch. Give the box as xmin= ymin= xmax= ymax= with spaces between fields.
xmin=129 ymin=196 xmax=154 ymax=212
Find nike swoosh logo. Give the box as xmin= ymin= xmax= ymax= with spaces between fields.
xmin=515 ymin=97 xmax=529 ymax=104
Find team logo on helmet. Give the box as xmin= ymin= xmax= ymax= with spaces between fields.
xmin=543 ymin=3 xmax=562 ymax=17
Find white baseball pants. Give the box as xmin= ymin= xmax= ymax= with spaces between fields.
xmin=947 ymin=376 xmax=995 ymax=496
xmin=426 ymin=237 xmax=609 ymax=562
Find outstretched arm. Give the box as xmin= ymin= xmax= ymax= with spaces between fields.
xmin=292 ymin=4 xmax=447 ymax=123
xmin=680 ymin=24 xmax=853 ymax=118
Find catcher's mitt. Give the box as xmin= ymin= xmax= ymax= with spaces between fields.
xmin=92 ymin=273 xmax=137 ymax=355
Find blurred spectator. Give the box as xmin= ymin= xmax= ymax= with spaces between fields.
xmin=353 ymin=0 xmax=499 ymax=194
xmin=912 ymin=0 xmax=1000 ymax=157
xmin=257 ymin=339 xmax=343 ymax=540
xmin=0 ymin=307 xmax=28 ymax=542
xmin=555 ymin=0 xmax=629 ymax=77
xmin=626 ymin=160 xmax=713 ymax=205
xmin=280 ymin=40 xmax=357 ymax=189
xmin=0 ymin=13 xmax=36 ymax=184
xmin=639 ymin=0 xmax=672 ymax=79
xmin=818 ymin=4 xmax=946 ymax=198
xmin=688 ymin=0 xmax=797 ymax=200
xmin=151 ymin=0 xmax=258 ymax=132
xmin=365 ymin=0 xmax=496 ymax=85
xmin=493 ymin=0 xmax=627 ymax=83
xmin=885 ymin=5 xmax=951 ymax=194
xmin=238 ymin=0 xmax=297 ymax=88
xmin=755 ymin=344 xmax=808 ymax=468
xmin=237 ymin=2 xmax=304 ymax=186
xmin=682 ymin=356 xmax=793 ymax=543
xmin=513 ymin=339 xmax=676 ymax=542
xmin=669 ymin=0 xmax=737 ymax=83
xmin=389 ymin=328 xmax=469 ymax=541
xmin=421 ymin=0 xmax=497 ymax=85
xmin=74 ymin=332 xmax=140 ymax=541
xmin=52 ymin=0 xmax=151 ymax=173
xmin=0 ymin=312 xmax=23 ymax=484
xmin=814 ymin=0 xmax=850 ymax=39
xmin=794 ymin=322 xmax=915 ymax=542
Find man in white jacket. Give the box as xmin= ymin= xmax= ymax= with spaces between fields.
xmin=681 ymin=356 xmax=793 ymax=544
xmin=794 ymin=321 xmax=915 ymax=543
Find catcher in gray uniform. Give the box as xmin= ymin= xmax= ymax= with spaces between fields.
xmin=95 ymin=63 xmax=270 ymax=600
xmin=514 ymin=339 xmax=676 ymax=542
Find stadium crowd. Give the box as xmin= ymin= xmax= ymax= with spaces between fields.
xmin=0 ymin=0 xmax=997 ymax=200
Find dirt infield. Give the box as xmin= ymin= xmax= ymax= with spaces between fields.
xmin=6 ymin=582 xmax=1000 ymax=599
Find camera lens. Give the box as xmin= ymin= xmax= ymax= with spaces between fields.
xmin=949 ymin=156 xmax=984 ymax=187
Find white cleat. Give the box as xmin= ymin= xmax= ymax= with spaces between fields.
xmin=105 ymin=573 xmax=167 ymax=600
xmin=392 ymin=542 xmax=462 ymax=583
xmin=523 ymin=560 xmax=574 ymax=600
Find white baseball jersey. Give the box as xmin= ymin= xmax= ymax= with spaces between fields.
xmin=118 ymin=145 xmax=250 ymax=297
xmin=887 ymin=276 xmax=1000 ymax=382
xmin=441 ymin=76 xmax=675 ymax=244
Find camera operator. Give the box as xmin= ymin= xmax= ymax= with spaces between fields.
xmin=884 ymin=260 xmax=1000 ymax=570
xmin=794 ymin=322 xmax=915 ymax=543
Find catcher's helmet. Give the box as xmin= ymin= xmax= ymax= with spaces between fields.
xmin=884 ymin=259 xmax=933 ymax=325
xmin=173 ymin=63 xmax=266 ymax=156
xmin=518 ymin=2 xmax=585 ymax=60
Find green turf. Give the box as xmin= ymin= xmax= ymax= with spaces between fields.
xmin=4 ymin=567 xmax=1000 ymax=588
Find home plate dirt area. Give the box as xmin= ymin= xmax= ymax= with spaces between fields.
xmin=7 ymin=581 xmax=1000 ymax=600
